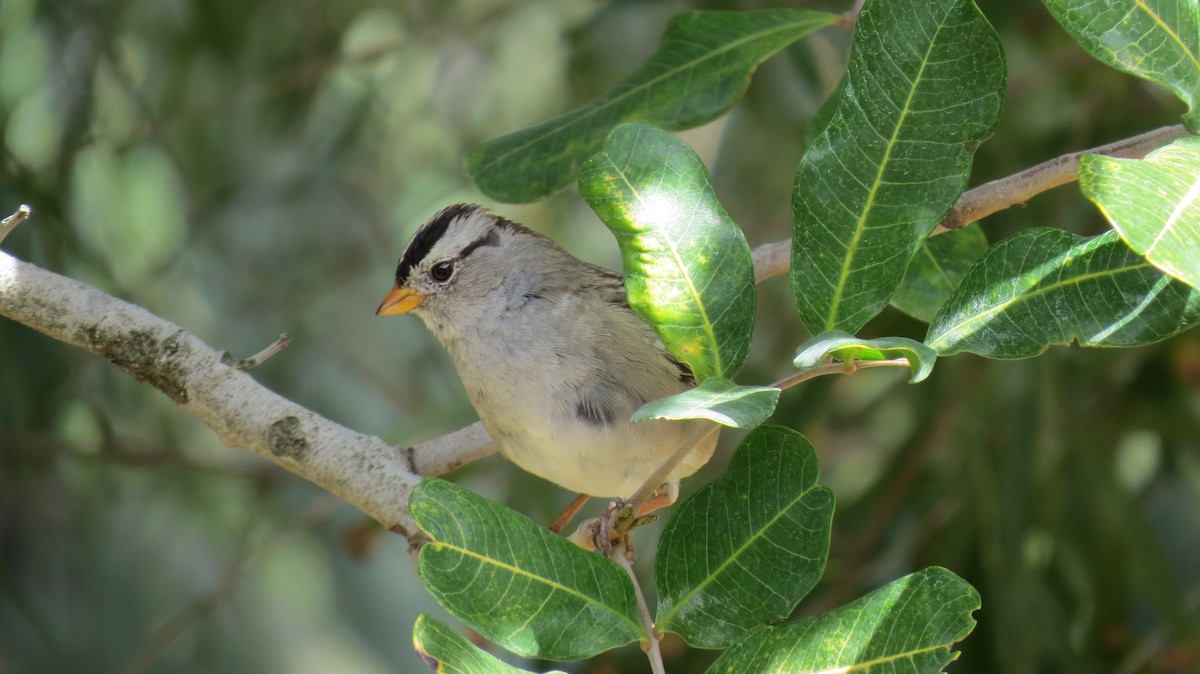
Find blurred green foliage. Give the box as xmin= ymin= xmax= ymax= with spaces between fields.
xmin=1 ymin=0 xmax=1197 ymax=673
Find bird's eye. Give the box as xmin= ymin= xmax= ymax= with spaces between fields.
xmin=429 ymin=261 xmax=454 ymax=282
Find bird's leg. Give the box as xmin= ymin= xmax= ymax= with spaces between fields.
xmin=548 ymin=493 xmax=590 ymax=533
xmin=634 ymin=481 xmax=679 ymax=517
xmin=567 ymin=483 xmax=677 ymax=551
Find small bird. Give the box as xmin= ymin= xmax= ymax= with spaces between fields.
xmin=377 ymin=204 xmax=716 ymax=525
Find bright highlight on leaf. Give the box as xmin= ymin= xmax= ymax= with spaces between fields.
xmin=412 ymin=615 xmax=566 ymax=674
xmin=709 ymin=567 xmax=980 ymax=673
xmin=654 ymin=426 xmax=834 ymax=649
xmin=790 ymin=0 xmax=1005 ymax=334
xmin=1080 ymin=136 xmax=1200 ymax=291
xmin=467 ymin=9 xmax=840 ymax=203
xmin=581 ymin=123 xmax=756 ymax=381
xmin=1043 ymin=0 xmax=1200 ymax=131
xmin=632 ymin=377 xmax=779 ymax=428
xmin=410 ymin=480 xmax=642 ymax=661
xmin=926 ymin=229 xmax=1200 ymax=358
xmin=795 ymin=330 xmax=938 ymax=383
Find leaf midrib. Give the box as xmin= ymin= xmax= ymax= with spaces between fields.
xmin=823 ymin=9 xmax=950 ymax=331
xmin=928 ymin=261 xmax=1150 ymax=350
xmin=426 ymin=541 xmax=644 ymax=636
xmin=657 ymin=482 xmax=821 ymax=632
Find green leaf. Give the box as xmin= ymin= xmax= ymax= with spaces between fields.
xmin=794 ymin=330 xmax=938 ymax=383
xmin=655 ymin=426 xmax=834 ymax=649
xmin=412 ymin=615 xmax=567 ymax=674
xmin=790 ymin=0 xmax=1006 ymax=333
xmin=631 ymin=377 xmax=779 ymax=428
xmin=580 ymin=123 xmax=756 ymax=380
xmin=411 ymin=480 xmax=642 ymax=661
xmin=467 ymin=9 xmax=840 ymax=203
xmin=893 ymin=225 xmax=990 ymax=322
xmin=1043 ymin=0 xmax=1200 ymax=131
xmin=708 ymin=567 xmax=980 ymax=673
xmin=926 ymin=229 xmax=1200 ymax=358
xmin=1080 ymin=135 xmax=1200 ymax=290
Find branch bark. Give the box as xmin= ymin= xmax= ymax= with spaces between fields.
xmin=0 ymin=241 xmax=477 ymax=544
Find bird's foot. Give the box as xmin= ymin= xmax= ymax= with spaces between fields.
xmin=567 ymin=499 xmax=658 ymax=552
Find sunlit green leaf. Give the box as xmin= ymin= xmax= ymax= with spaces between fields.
xmin=468 ymin=9 xmax=840 ymax=203
xmin=632 ymin=377 xmax=778 ymax=428
xmin=655 ymin=426 xmax=833 ymax=649
xmin=709 ymin=567 xmax=980 ymax=673
xmin=1043 ymin=0 xmax=1200 ymax=131
xmin=926 ymin=229 xmax=1200 ymax=358
xmin=893 ymin=225 xmax=990 ymax=321
xmin=411 ymin=480 xmax=642 ymax=661
xmin=580 ymin=123 xmax=756 ymax=380
xmin=412 ymin=615 xmax=566 ymax=674
xmin=1080 ymin=135 xmax=1200 ymax=290
xmin=794 ymin=330 xmax=938 ymax=383
xmin=790 ymin=0 xmax=1005 ymax=333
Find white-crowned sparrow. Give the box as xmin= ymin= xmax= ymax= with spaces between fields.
xmin=377 ymin=203 xmax=717 ymax=517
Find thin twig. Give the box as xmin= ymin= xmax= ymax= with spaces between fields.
xmin=937 ymin=124 xmax=1188 ymax=233
xmin=236 ymin=333 xmax=291 ymax=370
xmin=0 ymin=205 xmax=31 ymax=245
xmin=611 ymin=539 xmax=666 ymax=674
xmin=751 ymin=125 xmax=1191 ymax=282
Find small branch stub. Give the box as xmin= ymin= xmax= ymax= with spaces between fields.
xmin=0 ymin=204 xmax=32 ymax=245
xmin=237 ymin=333 xmax=291 ymax=370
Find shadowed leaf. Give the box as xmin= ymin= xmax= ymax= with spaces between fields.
xmin=468 ymin=9 xmax=840 ymax=202
xmin=412 ymin=615 xmax=566 ymax=673
xmin=926 ymin=229 xmax=1200 ymax=358
xmin=893 ymin=225 xmax=990 ymax=321
xmin=709 ymin=568 xmax=980 ymax=673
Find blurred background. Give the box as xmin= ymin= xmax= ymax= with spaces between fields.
xmin=1 ymin=0 xmax=1197 ymax=672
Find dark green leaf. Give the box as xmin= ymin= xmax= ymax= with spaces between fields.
xmin=412 ymin=615 xmax=566 ymax=674
xmin=655 ymin=426 xmax=833 ymax=649
xmin=794 ymin=330 xmax=938 ymax=383
xmin=1043 ymin=0 xmax=1200 ymax=131
xmin=708 ymin=567 xmax=980 ymax=673
xmin=1080 ymin=135 xmax=1200 ymax=290
xmin=790 ymin=0 xmax=1006 ymax=333
xmin=411 ymin=480 xmax=642 ymax=661
xmin=926 ymin=229 xmax=1200 ymax=358
xmin=893 ymin=225 xmax=990 ymax=321
xmin=580 ymin=123 xmax=756 ymax=380
xmin=632 ymin=377 xmax=779 ymax=428
xmin=468 ymin=9 xmax=840 ymax=203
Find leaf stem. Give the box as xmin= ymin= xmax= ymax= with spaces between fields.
xmin=771 ymin=358 xmax=911 ymax=391
xmin=610 ymin=539 xmax=666 ymax=674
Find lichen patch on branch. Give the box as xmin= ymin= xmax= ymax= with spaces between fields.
xmin=77 ymin=326 xmax=191 ymax=404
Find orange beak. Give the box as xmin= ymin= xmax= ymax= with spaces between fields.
xmin=376 ymin=286 xmax=425 ymax=316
